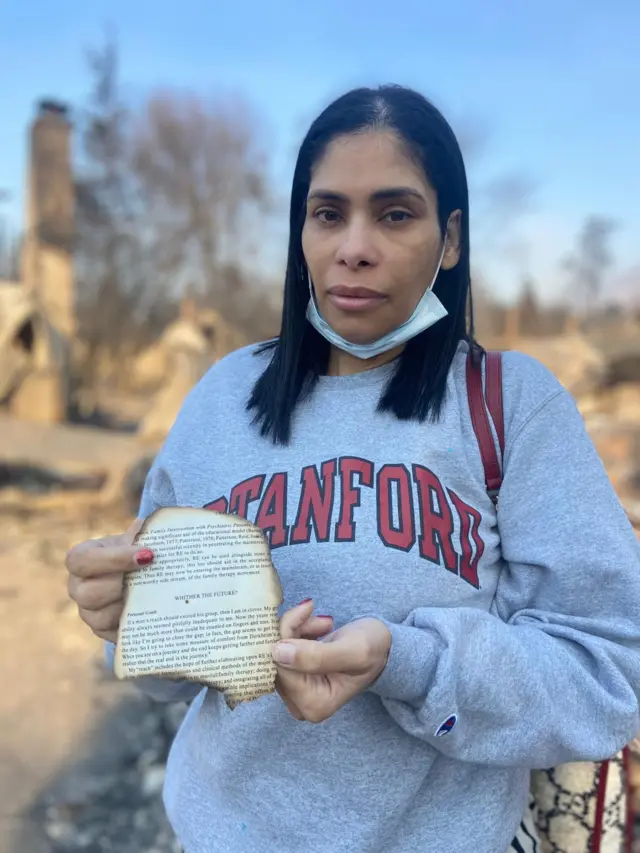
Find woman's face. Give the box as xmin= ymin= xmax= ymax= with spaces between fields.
xmin=302 ymin=130 xmax=461 ymax=345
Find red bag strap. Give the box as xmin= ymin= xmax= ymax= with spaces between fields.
xmin=593 ymin=759 xmax=610 ymax=853
xmin=485 ymin=350 xmax=505 ymax=456
xmin=466 ymin=348 xmax=503 ymax=504
xmin=623 ymin=746 xmax=635 ymax=853
xmin=593 ymin=751 xmax=633 ymax=853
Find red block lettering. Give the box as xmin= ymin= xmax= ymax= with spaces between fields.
xmin=203 ymin=497 xmax=228 ymax=513
xmin=413 ymin=465 xmax=458 ymax=573
xmin=229 ymin=475 xmax=265 ymax=519
xmin=255 ymin=472 xmax=289 ymax=548
xmin=335 ymin=457 xmax=374 ymax=542
xmin=448 ymin=488 xmax=484 ymax=589
xmin=291 ymin=460 xmax=336 ymax=544
xmin=377 ymin=464 xmax=415 ymax=552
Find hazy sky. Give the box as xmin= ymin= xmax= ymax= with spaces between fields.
xmin=1 ymin=0 xmax=638 ymax=303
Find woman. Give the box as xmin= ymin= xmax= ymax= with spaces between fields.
xmin=65 ymin=84 xmax=640 ymax=853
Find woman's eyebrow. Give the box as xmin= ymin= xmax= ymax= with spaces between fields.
xmin=306 ymin=187 xmax=425 ymax=203
xmin=306 ymin=189 xmax=348 ymax=203
xmin=370 ymin=187 xmax=426 ymax=202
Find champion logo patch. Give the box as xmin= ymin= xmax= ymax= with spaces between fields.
xmin=435 ymin=714 xmax=457 ymax=737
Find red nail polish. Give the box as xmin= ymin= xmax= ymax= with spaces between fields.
xmin=298 ymin=598 xmax=313 ymax=605
xmin=316 ymin=615 xmax=333 ymax=620
xmin=135 ymin=549 xmax=154 ymax=566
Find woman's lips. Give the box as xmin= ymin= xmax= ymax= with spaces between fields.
xmin=326 ymin=286 xmax=387 ymax=313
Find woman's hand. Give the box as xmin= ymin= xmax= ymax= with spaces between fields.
xmin=65 ymin=518 xmax=152 ymax=643
xmin=273 ymin=600 xmax=391 ymax=723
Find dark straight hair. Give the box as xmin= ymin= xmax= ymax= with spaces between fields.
xmin=248 ymin=84 xmax=479 ymax=445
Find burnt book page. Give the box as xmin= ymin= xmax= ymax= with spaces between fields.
xmin=114 ymin=507 xmax=283 ymax=708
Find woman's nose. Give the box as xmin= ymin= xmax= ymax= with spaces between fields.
xmin=335 ymin=221 xmax=379 ymax=269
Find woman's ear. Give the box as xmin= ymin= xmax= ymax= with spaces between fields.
xmin=441 ymin=210 xmax=462 ymax=270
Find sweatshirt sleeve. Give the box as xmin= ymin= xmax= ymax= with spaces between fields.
xmin=104 ymin=451 xmax=204 ymax=705
xmin=369 ymin=389 xmax=640 ymax=768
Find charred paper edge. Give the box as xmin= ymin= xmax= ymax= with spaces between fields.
xmin=114 ymin=506 xmax=284 ymax=707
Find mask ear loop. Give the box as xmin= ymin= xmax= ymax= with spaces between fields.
xmin=424 ymin=230 xmax=449 ymax=298
xmin=307 ymin=270 xmax=317 ymax=304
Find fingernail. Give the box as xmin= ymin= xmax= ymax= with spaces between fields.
xmin=316 ymin=615 xmax=332 ymax=620
xmin=273 ymin=643 xmax=296 ymax=665
xmin=135 ymin=549 xmax=154 ymax=566
xmin=298 ymin=598 xmax=313 ymax=606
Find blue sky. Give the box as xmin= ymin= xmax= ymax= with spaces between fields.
xmin=1 ymin=0 xmax=638 ymax=304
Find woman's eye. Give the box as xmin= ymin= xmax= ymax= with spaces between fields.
xmin=314 ymin=209 xmax=341 ymax=223
xmin=382 ymin=210 xmax=413 ymax=223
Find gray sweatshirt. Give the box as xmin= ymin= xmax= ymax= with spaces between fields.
xmin=105 ymin=340 xmax=640 ymax=853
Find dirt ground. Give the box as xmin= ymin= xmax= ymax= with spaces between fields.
xmin=0 ymin=506 xmax=184 ymax=853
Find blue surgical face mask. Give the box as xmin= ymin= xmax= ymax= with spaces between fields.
xmin=305 ymin=237 xmax=449 ymax=360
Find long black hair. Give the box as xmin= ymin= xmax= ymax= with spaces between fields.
xmin=248 ymin=84 xmax=478 ymax=445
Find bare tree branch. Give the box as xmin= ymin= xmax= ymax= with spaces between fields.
xmin=73 ymin=33 xmax=279 ymax=400
xmin=562 ymin=215 xmax=618 ymax=315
